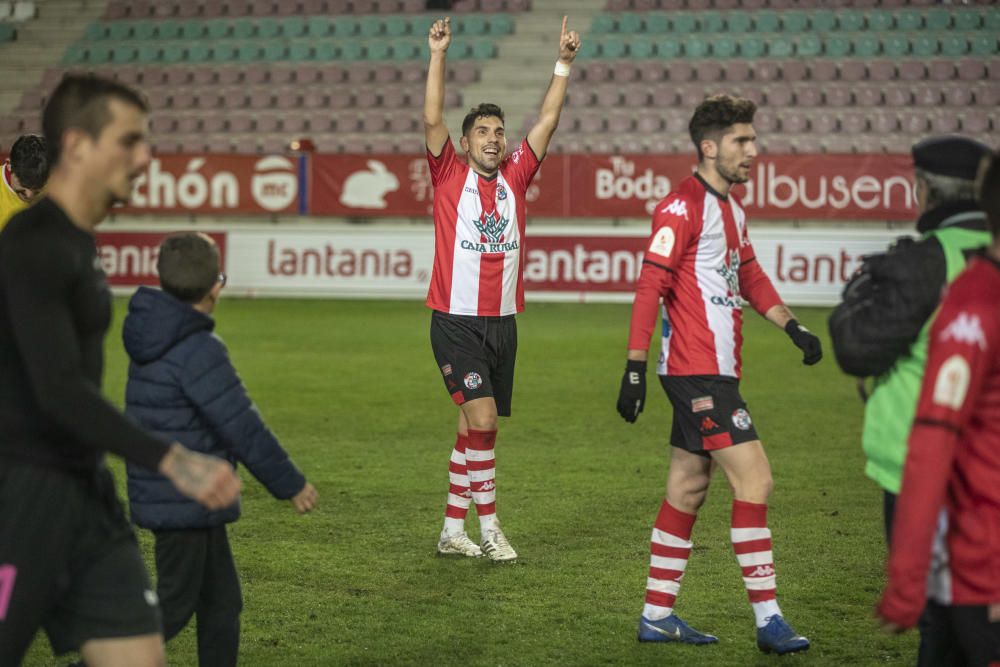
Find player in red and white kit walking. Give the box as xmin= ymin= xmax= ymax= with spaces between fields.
xmin=424 ymin=17 xmax=580 ymax=561
xmin=877 ymin=153 xmax=1000 ymax=666
xmin=616 ymin=95 xmax=822 ymax=653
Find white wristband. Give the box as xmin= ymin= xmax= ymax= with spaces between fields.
xmin=554 ymin=61 xmax=571 ymax=77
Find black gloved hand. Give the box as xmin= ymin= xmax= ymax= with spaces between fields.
xmin=785 ymin=319 xmax=823 ymax=366
xmin=616 ymin=360 xmax=647 ymax=423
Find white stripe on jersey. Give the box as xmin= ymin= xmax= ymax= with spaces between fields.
xmin=698 ymin=196 xmax=739 ymax=377
xmin=449 ymin=170 xmax=484 ymax=314
xmin=500 ymin=189 xmax=520 ymax=315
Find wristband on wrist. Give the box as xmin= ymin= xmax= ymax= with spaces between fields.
xmin=554 ymin=61 xmax=571 ymax=77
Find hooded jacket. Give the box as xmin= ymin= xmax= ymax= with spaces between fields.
xmin=123 ymin=286 xmax=305 ymax=530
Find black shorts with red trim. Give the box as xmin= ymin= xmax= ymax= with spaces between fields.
xmin=429 ymin=310 xmax=517 ymax=417
xmin=659 ymin=375 xmax=759 ymax=457
xmin=0 ymin=462 xmax=161 ymax=662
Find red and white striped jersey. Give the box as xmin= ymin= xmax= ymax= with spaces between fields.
xmin=638 ymin=174 xmax=781 ymax=378
xmin=425 ymin=138 xmax=540 ymax=317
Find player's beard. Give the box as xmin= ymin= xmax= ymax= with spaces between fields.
xmin=717 ymin=158 xmax=750 ymax=185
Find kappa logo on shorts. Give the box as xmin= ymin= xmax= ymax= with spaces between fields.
xmin=699 ymin=417 xmax=719 ymax=433
xmin=691 ymin=396 xmax=714 ymax=413
xmin=464 ymin=372 xmax=483 ymax=390
xmin=732 ymin=408 xmax=752 ymax=431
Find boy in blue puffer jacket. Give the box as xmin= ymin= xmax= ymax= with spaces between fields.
xmin=123 ymin=232 xmax=318 ymax=667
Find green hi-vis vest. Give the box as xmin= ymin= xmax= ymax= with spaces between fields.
xmin=862 ymin=225 xmax=990 ymax=494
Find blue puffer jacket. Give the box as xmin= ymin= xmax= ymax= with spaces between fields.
xmin=123 ymin=286 xmax=306 ymax=530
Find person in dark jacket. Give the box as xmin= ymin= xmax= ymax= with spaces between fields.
xmin=124 ymin=232 xmax=318 ymax=667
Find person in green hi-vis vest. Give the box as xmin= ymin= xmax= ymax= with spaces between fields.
xmin=831 ymin=136 xmax=992 ymax=541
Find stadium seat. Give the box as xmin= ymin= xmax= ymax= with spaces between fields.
xmin=630 ymin=37 xmax=656 ymax=58
xmin=739 ymin=37 xmax=765 ymax=58
xmin=930 ymin=111 xmax=960 ymax=134
xmin=713 ymin=37 xmax=737 ymax=58
xmin=897 ymin=61 xmax=926 ymax=82
xmin=896 ymin=10 xmax=923 ymax=31
xmin=283 ymin=16 xmax=307 ymax=38
xmin=854 ymin=85 xmax=882 ymax=107
xmin=970 ymin=35 xmax=998 ymax=56
xmin=914 ymin=35 xmax=941 ymax=58
xmin=619 ymin=13 xmax=642 ymax=34
xmin=782 ymin=12 xmax=808 ymax=33
xmin=867 ymin=11 xmax=894 ymax=32
xmin=839 ymin=110 xmax=869 ymax=134
xmin=953 ymin=8 xmax=982 ymax=31
xmin=809 ymin=60 xmax=836 ymax=82
xmin=867 ymin=60 xmax=896 ymax=82
xmin=726 ymin=12 xmax=751 ymax=33
xmin=84 ymin=23 xmax=107 ymax=41
xmin=656 ymin=39 xmax=681 ymax=59
xmin=835 ymin=10 xmax=864 ymax=32
xmin=810 ymin=10 xmax=835 ymax=33
xmin=754 ymin=11 xmax=779 ymax=33
xmin=644 ymin=13 xmax=668 ymax=33
xmin=824 ymin=84 xmax=852 ymax=107
xmin=797 ymin=35 xmax=822 ymax=58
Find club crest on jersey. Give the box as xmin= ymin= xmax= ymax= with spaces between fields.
xmin=497 ymin=183 xmax=508 ymax=201
xmin=732 ymin=408 xmax=752 ymax=430
xmin=464 ymin=372 xmax=483 ymax=390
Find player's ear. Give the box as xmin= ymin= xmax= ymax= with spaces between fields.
xmin=700 ymin=138 xmax=718 ymax=160
xmin=459 ymin=135 xmax=470 ymax=153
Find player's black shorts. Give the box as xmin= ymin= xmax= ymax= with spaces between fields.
xmin=430 ymin=310 xmax=517 ymax=417
xmin=659 ymin=375 xmax=760 ymax=457
xmin=0 ymin=462 xmax=162 ymax=662
xmin=919 ymin=600 xmax=1000 ymax=667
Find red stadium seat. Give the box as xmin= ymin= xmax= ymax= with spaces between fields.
xmin=900 ymin=111 xmax=930 ymax=134
xmin=957 ymin=59 xmax=987 ymax=81
xmin=612 ymin=62 xmax=640 ymax=83
xmin=811 ymin=112 xmax=839 ymax=134
xmin=695 ymin=61 xmax=724 ymax=83
xmin=607 ymin=114 xmax=634 ymax=134
xmin=666 ymin=61 xmax=694 ymax=83
xmin=594 ymin=86 xmax=622 ymax=107
xmin=753 ymin=109 xmax=779 ymax=133
xmin=941 ymin=84 xmax=973 ymax=107
xmin=897 ymin=61 xmax=926 ymax=82
xmin=792 ymin=84 xmax=822 ymax=108
xmin=870 ymin=111 xmax=899 ymax=134
xmin=961 ymin=110 xmax=991 ymax=133
xmin=623 ymin=86 xmax=651 ymax=107
xmin=301 ymin=90 xmax=326 ymax=109
xmin=883 ymin=83 xmax=912 ymax=107
xmin=789 ymin=135 xmax=822 ymax=154
xmin=229 ymin=114 xmax=255 ymax=133
xmin=765 ymin=84 xmax=793 ymax=107
xmin=867 ymin=60 xmax=896 ymax=82
xmin=974 ymin=82 xmax=999 ymax=107
xmin=823 ymin=85 xmax=853 ymax=108
xmin=635 ymin=113 xmax=663 ymax=134
xmin=912 ymin=85 xmax=942 ymax=107
xmin=724 ymin=61 xmax=752 ymax=83
xmin=255 ymin=114 xmax=281 ymax=134
xmin=839 ymin=61 xmax=867 ymax=82
xmin=927 ymin=60 xmax=957 ymax=82
xmin=753 ymin=60 xmax=780 ymax=83
xmin=822 ymin=136 xmax=855 ymax=154
xmin=170 ymin=90 xmax=196 ymax=110
xmin=651 ymin=87 xmax=678 ymax=107
xmin=781 ymin=112 xmax=808 ymax=134
xmin=808 ymin=61 xmax=837 ymax=83
xmin=853 ymin=85 xmax=883 ymax=108
xmin=150 ymin=115 xmax=176 ymax=135
xmin=217 ymin=68 xmax=243 ymax=86
xmin=839 ymin=110 xmax=869 ymax=134
xmin=930 ymin=112 xmax=961 ymax=134
xmin=202 ymin=113 xmax=227 ymax=134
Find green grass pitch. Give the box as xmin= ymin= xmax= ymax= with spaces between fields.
xmin=25 ymin=298 xmax=917 ymax=666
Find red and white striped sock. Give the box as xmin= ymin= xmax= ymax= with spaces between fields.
xmin=442 ymin=433 xmax=471 ymax=534
xmin=642 ymin=501 xmax=697 ymax=621
xmin=731 ymin=500 xmax=782 ymax=627
xmin=466 ymin=428 xmax=498 ymax=532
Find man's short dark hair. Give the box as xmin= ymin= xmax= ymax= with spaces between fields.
xmin=978 ymin=152 xmax=1000 ymax=238
xmin=42 ymin=74 xmax=149 ymax=167
xmin=157 ymin=233 xmax=220 ymax=304
xmin=688 ymin=95 xmax=757 ymax=160
xmin=9 ymin=134 xmax=48 ymax=190
xmin=461 ymin=103 xmax=504 ymax=137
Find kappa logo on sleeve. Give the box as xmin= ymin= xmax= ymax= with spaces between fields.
xmin=932 ymin=354 xmax=971 ymax=410
xmin=661 ymin=199 xmax=688 ymax=220
xmin=649 ymin=227 xmax=676 ymax=258
xmin=940 ymin=312 xmax=987 ymax=350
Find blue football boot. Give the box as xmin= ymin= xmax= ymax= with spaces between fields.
xmin=756 ymin=615 xmax=810 ymax=655
xmin=638 ymin=614 xmax=719 ymax=645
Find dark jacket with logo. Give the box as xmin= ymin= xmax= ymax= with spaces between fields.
xmin=124 ymin=286 xmax=305 ymax=530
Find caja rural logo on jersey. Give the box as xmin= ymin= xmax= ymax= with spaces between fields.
xmin=461 ymin=210 xmax=520 ymax=254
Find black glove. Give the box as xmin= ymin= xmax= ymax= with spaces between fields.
xmin=785 ymin=319 xmax=823 ymax=366
xmin=617 ymin=360 xmax=647 ymax=423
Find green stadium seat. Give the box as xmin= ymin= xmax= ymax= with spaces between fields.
xmin=490 ymin=14 xmax=513 ymax=35
xmin=473 ymin=41 xmax=497 ymax=59
xmin=158 ymin=21 xmax=182 ymax=40
xmin=391 ymin=42 xmax=420 ymax=60
xmin=896 ymin=10 xmax=922 ymax=31
xmin=824 ymin=35 xmax=851 ymax=57
xmin=111 ymin=45 xmax=136 ymax=63
xmin=84 ymin=23 xmax=106 ymax=41
xmin=188 ymin=44 xmax=212 ymax=62
xmin=925 ymin=8 xmax=952 ymax=31
xmin=340 ymin=42 xmax=365 ymax=60
xmin=672 ymin=14 xmax=696 ymax=34
xmin=797 ymin=34 xmax=821 ymax=57
xmin=367 ymin=42 xmax=392 ymax=59
xmin=939 ymin=35 xmax=967 ymax=57
xmin=656 ymin=38 xmax=681 ymax=59
xmin=953 ymin=9 xmax=982 ymax=31
xmin=180 ymin=20 xmax=203 ymax=40
xmin=682 ymin=35 xmax=709 ymax=58
xmin=769 ymin=38 xmax=794 ymax=58
xmin=460 ymin=15 xmax=488 ymax=36
xmin=258 ymin=21 xmax=281 ymax=39
xmin=263 ymin=43 xmax=285 ymax=60
xmin=305 ymin=17 xmax=332 ymax=37
xmin=724 ymin=13 xmax=750 ymax=34
xmin=601 ymin=36 xmax=627 ymax=58
xmin=449 ymin=40 xmax=472 ymax=58
xmin=137 ymin=45 xmax=160 ymax=63
xmin=835 ymin=10 xmax=864 ymax=32
xmin=384 ymin=16 xmax=409 ymax=37
xmin=0 ymin=23 xmax=14 ymax=42
xmin=133 ymin=21 xmax=156 ymax=41
xmin=753 ymin=11 xmax=779 ymax=33
xmin=645 ymin=13 xmax=668 ymax=34
xmin=358 ymin=17 xmax=382 ymax=38
xmin=630 ymin=36 xmax=656 ymax=58
xmin=867 ymin=11 xmax=894 ymax=32
xmin=591 ymin=13 xmax=615 ymax=34
xmin=63 ymin=44 xmax=88 ymax=64
xmin=314 ymin=42 xmax=337 ymax=60
xmin=231 ymin=20 xmax=255 ymax=40
xmin=162 ymin=44 xmax=185 ymax=63
xmin=213 ymin=44 xmax=239 ymax=62
xmin=282 ymin=17 xmax=306 ymax=38
xmin=882 ymin=35 xmax=910 ymax=58
xmin=619 ymin=13 xmax=643 ymax=34
xmin=577 ymin=40 xmax=599 ymax=59
xmin=289 ymin=43 xmax=312 ymax=60
xmin=810 ymin=10 xmax=836 ymax=33
xmin=409 ymin=15 xmax=435 ymax=37
xmin=984 ymin=11 xmax=1000 ymax=32
xmin=781 ymin=13 xmax=808 ymax=34
xmin=970 ymin=34 xmax=998 ymax=55
xmin=107 ymin=22 xmax=132 ymax=41
xmin=713 ymin=36 xmax=737 ymax=58
xmin=700 ymin=12 xmax=724 ymax=33
xmin=88 ymin=45 xmax=113 ymax=64
xmin=333 ymin=17 xmax=359 ymax=37
xmin=853 ymin=35 xmax=881 ymax=57
xmin=206 ymin=21 xmax=230 ymax=40
xmin=739 ymin=36 xmax=765 ymax=58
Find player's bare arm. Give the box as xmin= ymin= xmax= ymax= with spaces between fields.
xmin=159 ymin=443 xmax=242 ymax=510
xmin=424 ymin=17 xmax=451 ymax=156
xmin=526 ymin=16 xmax=580 ymax=159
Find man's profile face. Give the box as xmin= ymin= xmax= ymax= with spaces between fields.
xmin=9 ymin=171 xmax=40 ymax=204
xmin=80 ymin=98 xmax=152 ymax=207
xmin=707 ymin=123 xmax=758 ymax=185
xmin=460 ymin=115 xmax=506 ymax=177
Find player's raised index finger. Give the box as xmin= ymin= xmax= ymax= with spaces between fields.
xmin=561 ymin=15 xmax=567 ymax=37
